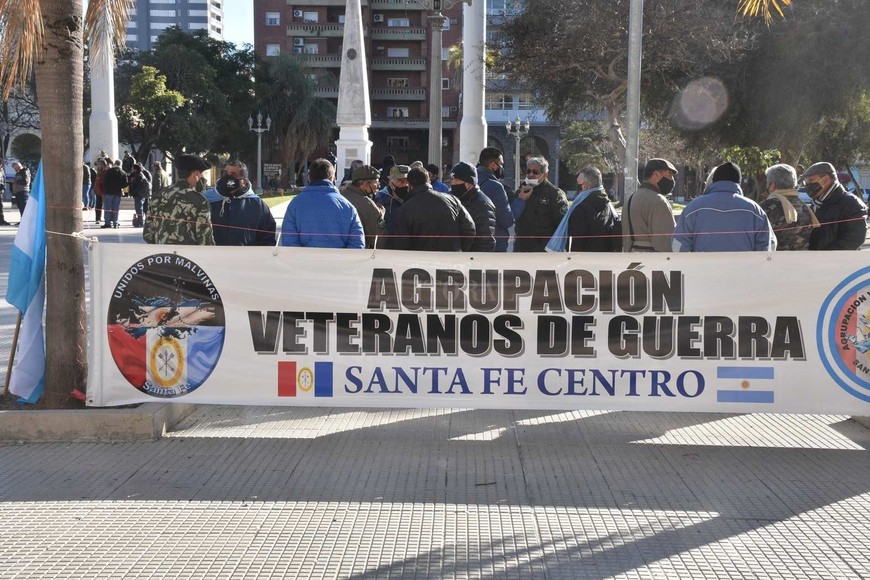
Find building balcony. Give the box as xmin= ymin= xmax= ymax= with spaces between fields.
xmin=287 ymin=23 xmax=345 ymax=37
xmin=314 ymin=87 xmax=340 ymax=98
xmin=371 ymin=58 xmax=427 ymax=71
xmin=371 ymin=117 xmax=458 ymax=129
xmin=301 ymin=55 xmax=342 ymax=68
xmin=370 ymin=27 xmax=426 ymax=41
xmin=371 ymin=87 xmax=426 ymax=100
xmin=370 ymin=0 xmax=426 ymax=9
xmin=290 ymin=0 xmax=368 ymax=5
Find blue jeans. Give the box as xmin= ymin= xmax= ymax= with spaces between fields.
xmin=82 ymin=184 xmax=94 ymax=208
xmin=103 ymin=194 xmax=121 ymax=226
xmin=133 ymin=195 xmax=145 ymax=216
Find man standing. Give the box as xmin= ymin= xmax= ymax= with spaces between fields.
xmin=427 ymin=163 xmax=451 ymax=193
xmin=280 ymin=158 xmax=364 ymax=249
xmin=152 ymin=160 xmax=171 ymax=192
xmin=511 ymin=156 xmax=568 ymax=252
xmin=208 ymin=160 xmax=276 ymax=246
xmin=11 ymin=161 xmax=30 ymax=219
xmin=622 ymin=159 xmax=677 ymax=252
xmin=128 ymin=163 xmax=151 ymax=227
xmin=476 ymin=147 xmax=514 ymax=252
xmin=449 ymin=162 xmax=496 ymax=252
xmin=760 ymin=163 xmax=818 ymax=250
xmin=101 ymin=160 xmax=128 ymax=229
xmin=673 ymin=162 xmax=776 ymax=252
xmin=375 ymin=164 xmax=411 ymax=235
xmin=144 ymin=154 xmax=215 ymax=245
xmin=802 ymin=162 xmax=867 ymax=250
xmin=390 ymin=167 xmax=475 ymax=251
xmin=548 ymin=166 xmax=621 ymax=252
xmin=341 ymin=164 xmax=387 ymax=249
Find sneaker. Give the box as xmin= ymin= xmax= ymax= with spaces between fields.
xmin=100 ymin=224 xmax=112 ymax=229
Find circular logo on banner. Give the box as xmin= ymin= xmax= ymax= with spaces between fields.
xmin=106 ymin=254 xmax=226 ymax=398
xmin=818 ymin=266 xmax=870 ymax=402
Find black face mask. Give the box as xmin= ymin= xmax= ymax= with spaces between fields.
xmin=195 ymin=176 xmax=208 ymax=192
xmin=657 ymin=176 xmax=675 ymax=195
xmin=805 ymin=182 xmax=823 ymax=197
xmin=493 ymin=165 xmax=504 ymax=179
xmin=216 ymin=176 xmax=243 ymax=197
xmin=450 ymin=183 xmax=469 ymax=197
xmin=394 ymin=186 xmax=411 ymax=201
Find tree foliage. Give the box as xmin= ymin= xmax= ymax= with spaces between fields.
xmin=117 ymin=66 xmax=184 ymax=160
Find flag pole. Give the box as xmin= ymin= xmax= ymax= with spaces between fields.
xmin=3 ymin=311 xmax=22 ymax=396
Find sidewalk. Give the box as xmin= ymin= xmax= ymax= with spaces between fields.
xmin=0 ymin=202 xmax=868 ymax=578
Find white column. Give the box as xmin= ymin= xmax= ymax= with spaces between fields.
xmin=88 ymin=32 xmax=119 ymax=162
xmin=459 ymin=0 xmax=486 ymax=164
xmin=335 ymin=0 xmax=373 ymax=175
xmin=427 ymin=13 xmax=447 ymax=172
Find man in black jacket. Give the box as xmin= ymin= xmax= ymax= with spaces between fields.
xmin=802 ymin=162 xmax=867 ymax=250
xmin=102 ymin=161 xmax=128 ymax=228
xmin=390 ymin=167 xmax=475 ymax=251
xmin=567 ymin=166 xmax=621 ymax=252
xmin=449 ymin=162 xmax=495 ymax=252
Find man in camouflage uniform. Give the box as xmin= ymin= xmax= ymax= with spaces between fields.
xmin=760 ymin=163 xmax=818 ymax=251
xmin=144 ymin=154 xmax=215 ymax=245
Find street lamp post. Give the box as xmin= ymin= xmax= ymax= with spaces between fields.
xmin=248 ymin=112 xmax=271 ymax=194
xmin=505 ymin=116 xmax=530 ymax=191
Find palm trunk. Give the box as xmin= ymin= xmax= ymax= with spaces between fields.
xmin=35 ymin=0 xmax=87 ymax=408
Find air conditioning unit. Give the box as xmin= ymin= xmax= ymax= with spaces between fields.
xmin=293 ymin=9 xmax=303 ymax=17
xmin=373 ymin=14 xmax=384 ymax=23
xmin=292 ymin=46 xmax=304 ymax=54
xmin=293 ymin=38 xmax=305 ymax=46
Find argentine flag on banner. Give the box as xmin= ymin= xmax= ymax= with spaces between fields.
xmin=5 ymin=161 xmax=46 ymax=403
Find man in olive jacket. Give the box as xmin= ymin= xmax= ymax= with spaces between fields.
xmin=622 ymin=158 xmax=677 ymax=253
xmin=341 ymin=164 xmax=387 ymax=249
xmin=510 ymin=156 xmax=568 ymax=252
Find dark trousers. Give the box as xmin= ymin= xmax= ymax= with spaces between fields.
xmin=95 ymin=195 xmax=103 ymax=223
xmin=14 ymin=192 xmax=28 ymax=217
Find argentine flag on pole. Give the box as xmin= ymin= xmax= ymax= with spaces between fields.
xmin=5 ymin=161 xmax=46 ymax=403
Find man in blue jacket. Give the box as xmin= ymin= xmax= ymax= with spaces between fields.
xmin=672 ymin=162 xmax=776 ymax=252
xmin=476 ymin=147 xmax=514 ymax=251
xmin=205 ymin=160 xmax=276 ymax=246
xmin=281 ymin=158 xmax=365 ymax=249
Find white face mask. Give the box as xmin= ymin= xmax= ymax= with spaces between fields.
xmin=524 ymin=178 xmax=540 ymax=186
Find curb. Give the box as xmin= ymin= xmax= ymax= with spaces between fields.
xmin=0 ymin=403 xmax=196 ymax=442
xmin=853 ymin=416 xmax=870 ymax=430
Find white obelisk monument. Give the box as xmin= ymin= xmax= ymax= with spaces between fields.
xmin=335 ymin=0 xmax=372 ymax=174
xmin=459 ymin=0 xmax=487 ymax=163
xmin=88 ymin=30 xmax=119 ymax=162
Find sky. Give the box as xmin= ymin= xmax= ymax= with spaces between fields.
xmin=223 ymin=0 xmax=255 ymax=48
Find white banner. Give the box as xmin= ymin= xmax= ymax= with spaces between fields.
xmin=88 ymin=244 xmax=870 ymax=414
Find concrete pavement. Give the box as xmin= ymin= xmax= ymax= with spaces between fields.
xmin=0 ymin=203 xmax=868 ymax=578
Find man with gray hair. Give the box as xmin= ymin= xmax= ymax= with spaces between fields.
xmin=801 ymin=161 xmax=867 ymax=250
xmin=760 ymin=163 xmax=818 ymax=250
xmin=546 ymin=166 xmax=621 ymax=252
xmin=511 ymin=156 xmax=568 ymax=252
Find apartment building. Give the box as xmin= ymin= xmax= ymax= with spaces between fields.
xmin=255 ymin=0 xmax=462 ymax=167
xmin=126 ymin=0 xmax=225 ymax=52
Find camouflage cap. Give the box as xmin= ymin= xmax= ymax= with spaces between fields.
xmin=389 ymin=165 xmax=410 ymax=179
xmin=352 ymin=164 xmax=381 ymax=181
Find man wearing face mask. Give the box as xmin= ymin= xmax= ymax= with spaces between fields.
xmin=801 ymin=162 xmax=867 ymax=250
xmin=622 ymin=158 xmax=677 ymax=253
xmin=511 ymin=156 xmax=569 ymax=252
xmin=341 ymin=164 xmax=387 ymax=249
xmin=206 ymin=160 xmax=276 ymax=246
xmin=449 ymin=162 xmax=496 ymax=252
xmin=375 ymin=164 xmax=411 ymax=235
xmin=144 ymin=154 xmax=215 ymax=245
xmin=476 ymin=147 xmax=514 ymax=252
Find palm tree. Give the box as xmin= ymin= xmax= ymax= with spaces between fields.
xmin=738 ymin=0 xmax=793 ymax=23
xmin=261 ymin=56 xmax=336 ymax=188
xmin=0 ymin=0 xmax=129 ymax=407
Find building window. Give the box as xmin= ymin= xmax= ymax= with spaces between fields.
xmin=149 ymin=9 xmax=176 ymax=17
xmin=304 ymin=44 xmax=319 ymax=54
xmin=442 ymin=106 xmax=450 ymax=118
xmin=188 ymin=22 xmax=208 ymax=30
xmin=265 ymin=12 xmax=280 ymax=25
xmin=386 ymin=47 xmax=409 ymax=58
xmin=387 ymin=107 xmax=409 ymax=118
xmin=442 ymin=78 xmax=450 ymax=90
xmin=188 ymin=9 xmax=207 ymax=16
xmin=150 ymin=22 xmax=174 ymax=30
xmin=442 ymin=19 xmax=450 ymax=30
xmin=387 ymin=78 xmax=409 ymax=88
xmin=387 ymin=18 xmax=409 ymax=27
xmin=303 ymin=11 xmax=318 ymax=23
xmin=517 ymin=92 xmax=535 ymax=110
xmin=487 ymin=0 xmax=508 ymax=14
xmin=387 ymin=136 xmax=409 ymax=149
xmin=442 ymin=48 xmax=449 ymax=61
xmin=127 ymin=34 xmax=138 ymax=42
xmin=486 ymin=92 xmax=512 ymax=110
xmin=266 ymin=44 xmax=281 ymax=56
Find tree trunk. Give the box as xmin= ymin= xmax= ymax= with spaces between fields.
xmin=34 ymin=0 xmax=87 ymax=408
